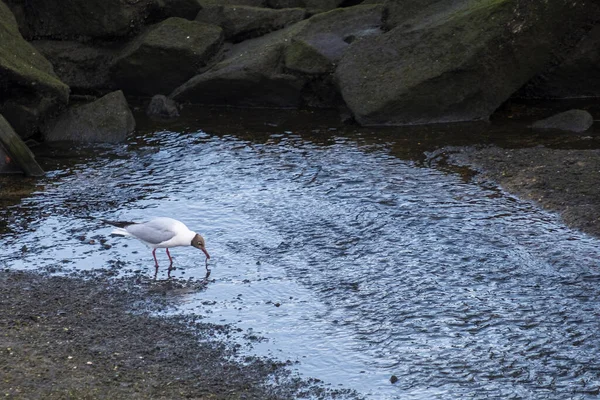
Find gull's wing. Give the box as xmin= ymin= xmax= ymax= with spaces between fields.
xmin=126 ymin=221 xmax=177 ymax=245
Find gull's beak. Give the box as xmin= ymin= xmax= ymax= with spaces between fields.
xmin=201 ymin=247 xmax=210 ymax=259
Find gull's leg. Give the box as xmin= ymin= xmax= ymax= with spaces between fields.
xmin=152 ymin=248 xmax=159 ymax=278
xmin=166 ymin=248 xmax=174 ymax=278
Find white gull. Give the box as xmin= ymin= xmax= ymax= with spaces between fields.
xmin=103 ymin=217 xmax=210 ymax=277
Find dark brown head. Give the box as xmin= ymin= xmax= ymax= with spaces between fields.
xmin=191 ymin=233 xmax=210 ymax=259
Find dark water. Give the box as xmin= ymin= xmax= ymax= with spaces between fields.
xmin=2 ymin=108 xmax=600 ymax=399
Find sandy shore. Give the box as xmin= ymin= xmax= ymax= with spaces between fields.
xmin=0 ymin=270 xmax=356 ymax=399
xmin=442 ymin=145 xmax=600 ymax=238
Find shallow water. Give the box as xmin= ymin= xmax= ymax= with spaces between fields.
xmin=2 ymin=108 xmax=600 ymax=399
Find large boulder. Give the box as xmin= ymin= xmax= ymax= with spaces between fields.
xmin=0 ymin=114 xmax=44 ymax=176
xmin=173 ymin=4 xmax=384 ymax=108
xmin=171 ymin=23 xmax=307 ymax=107
xmin=200 ymin=0 xmax=266 ymax=6
xmin=0 ymin=0 xmax=69 ymax=138
xmin=335 ymin=0 xmax=599 ymax=126
xmin=517 ymin=26 xmax=600 ymax=99
xmin=284 ymin=4 xmax=383 ymax=74
xmin=530 ymin=109 xmax=594 ymax=133
xmin=268 ymin=0 xmax=345 ymax=15
xmin=111 ymin=18 xmax=224 ymax=96
xmin=4 ymin=0 xmax=151 ymax=40
xmin=4 ymin=0 xmax=202 ymax=40
xmin=43 ymin=91 xmax=135 ymax=142
xmin=147 ymin=0 xmax=203 ymax=22
xmin=195 ymin=5 xmax=305 ymax=42
xmin=32 ymin=40 xmax=118 ymax=95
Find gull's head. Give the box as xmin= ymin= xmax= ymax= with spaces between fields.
xmin=191 ymin=233 xmax=210 ymax=259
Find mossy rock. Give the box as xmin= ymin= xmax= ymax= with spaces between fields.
xmin=43 ymin=91 xmax=135 ymax=143
xmin=196 ymin=5 xmax=306 ymax=42
xmin=0 ymin=114 xmax=44 ymax=176
xmin=0 ymin=0 xmax=69 ymax=138
xmin=336 ymin=0 xmax=598 ymax=126
xmin=171 ymin=23 xmax=307 ymax=107
xmin=111 ymin=18 xmax=224 ymax=96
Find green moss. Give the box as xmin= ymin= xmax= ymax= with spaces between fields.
xmin=284 ymin=39 xmax=332 ymax=74
xmin=0 ymin=1 xmax=69 ymax=101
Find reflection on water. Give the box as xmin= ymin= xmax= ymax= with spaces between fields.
xmin=2 ymin=108 xmax=600 ymax=399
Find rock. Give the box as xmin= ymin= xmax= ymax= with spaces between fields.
xmin=147 ymin=95 xmax=180 ymax=119
xmin=4 ymin=0 xmax=151 ymax=40
xmin=43 ymin=91 xmax=135 ymax=142
xmin=376 ymin=0 xmax=450 ymax=31
xmin=147 ymin=0 xmax=204 ymax=22
xmin=267 ymin=0 xmax=344 ymax=15
xmin=0 ymin=0 xmax=69 ymax=138
xmin=32 ymin=40 xmax=117 ymax=95
xmin=199 ymin=0 xmax=267 ymax=6
xmin=195 ymin=5 xmax=305 ymax=42
xmin=284 ymin=4 xmax=383 ymax=74
xmin=174 ymin=4 xmax=383 ymax=108
xmin=0 ymin=114 xmax=44 ymax=176
xmin=335 ymin=0 xmax=598 ymax=126
xmin=518 ymin=26 xmax=600 ymax=99
xmin=530 ymin=110 xmax=594 ymax=133
xmin=171 ymin=24 xmax=306 ymax=107
xmin=111 ymin=18 xmax=224 ymax=96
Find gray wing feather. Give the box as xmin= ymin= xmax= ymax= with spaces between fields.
xmin=126 ymin=222 xmax=176 ymax=245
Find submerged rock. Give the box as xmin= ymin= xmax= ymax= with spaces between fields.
xmin=0 ymin=115 xmax=44 ymax=176
xmin=43 ymin=91 xmax=135 ymax=142
xmin=335 ymin=0 xmax=598 ymax=126
xmin=530 ymin=109 xmax=594 ymax=133
xmin=111 ymin=18 xmax=224 ymax=96
xmin=0 ymin=1 xmax=69 ymax=138
xmin=195 ymin=5 xmax=306 ymax=42
xmin=147 ymin=95 xmax=180 ymax=119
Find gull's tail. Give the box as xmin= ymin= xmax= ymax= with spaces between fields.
xmin=101 ymin=219 xmax=136 ymax=236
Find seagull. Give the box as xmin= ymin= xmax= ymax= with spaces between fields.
xmin=103 ymin=217 xmax=210 ymax=277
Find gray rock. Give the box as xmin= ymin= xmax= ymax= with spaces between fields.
xmin=199 ymin=0 xmax=267 ymax=6
xmin=268 ymin=0 xmax=344 ymax=15
xmin=148 ymin=0 xmax=204 ymax=21
xmin=518 ymin=25 xmax=600 ymax=99
xmin=147 ymin=95 xmax=180 ymax=119
xmin=530 ymin=110 xmax=594 ymax=133
xmin=195 ymin=5 xmax=305 ymax=42
xmin=0 ymin=1 xmax=69 ymax=139
xmin=111 ymin=18 xmax=224 ymax=96
xmin=284 ymin=4 xmax=383 ymax=74
xmin=4 ymin=0 xmax=149 ymax=39
xmin=173 ymin=4 xmax=383 ymax=108
xmin=44 ymin=91 xmax=135 ymax=142
xmin=335 ymin=0 xmax=597 ymax=126
xmin=171 ymin=24 xmax=306 ymax=107
xmin=0 ymin=114 xmax=44 ymax=176
xmin=32 ymin=40 xmax=118 ymax=95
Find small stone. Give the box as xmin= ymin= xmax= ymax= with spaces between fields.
xmin=390 ymin=375 xmax=399 ymax=384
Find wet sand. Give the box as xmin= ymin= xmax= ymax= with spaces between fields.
xmin=442 ymin=145 xmax=600 ymax=238
xmin=0 ymin=270 xmax=356 ymax=399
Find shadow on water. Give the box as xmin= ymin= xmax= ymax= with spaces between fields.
xmin=2 ymin=104 xmax=600 ymax=399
